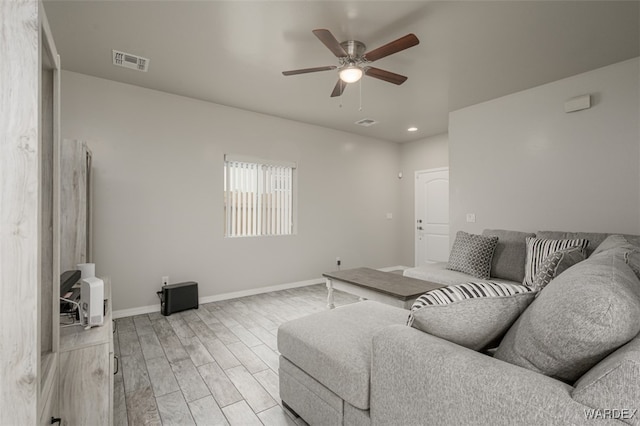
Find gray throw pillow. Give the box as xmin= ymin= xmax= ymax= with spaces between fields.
xmin=522 ymin=237 xmax=589 ymax=287
xmin=447 ymin=231 xmax=498 ymax=279
xmin=408 ymin=281 xmax=536 ymax=351
xmin=495 ymin=247 xmax=640 ymax=383
xmin=482 ymin=229 xmax=536 ymax=282
xmin=531 ymin=247 xmax=586 ymax=291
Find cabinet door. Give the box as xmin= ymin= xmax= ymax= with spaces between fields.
xmin=59 ymin=343 xmax=110 ymax=425
xmin=39 ymin=370 xmax=59 ymax=426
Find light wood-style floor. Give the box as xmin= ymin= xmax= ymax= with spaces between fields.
xmin=114 ymin=284 xmax=359 ymax=426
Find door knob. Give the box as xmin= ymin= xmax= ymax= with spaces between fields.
xmin=417 ymin=226 xmax=423 ymax=230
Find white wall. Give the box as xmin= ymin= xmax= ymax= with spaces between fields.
xmin=61 ymin=71 xmax=402 ymax=312
xmin=449 ymin=57 xmax=640 ymax=236
xmin=398 ymin=134 xmax=449 ymax=266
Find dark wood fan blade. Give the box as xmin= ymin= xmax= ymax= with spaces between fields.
xmin=365 ymin=67 xmax=408 ymax=85
xmin=282 ymin=65 xmax=337 ymax=76
xmin=313 ymin=29 xmax=348 ymax=58
xmin=363 ymin=33 xmax=419 ymax=62
xmin=330 ymin=79 xmax=347 ymax=97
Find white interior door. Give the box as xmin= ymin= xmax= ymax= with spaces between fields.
xmin=415 ymin=168 xmax=449 ymax=266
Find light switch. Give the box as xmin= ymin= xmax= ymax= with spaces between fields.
xmin=466 ymin=213 xmax=476 ymax=223
xmin=386 ymin=213 xmax=393 ymax=220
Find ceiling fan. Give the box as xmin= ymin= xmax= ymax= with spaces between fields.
xmin=283 ymin=29 xmax=420 ymax=97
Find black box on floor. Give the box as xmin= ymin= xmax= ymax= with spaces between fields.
xmin=159 ymin=281 xmax=198 ymax=316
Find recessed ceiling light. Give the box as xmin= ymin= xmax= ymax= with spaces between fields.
xmin=407 ymin=127 xmax=418 ymax=132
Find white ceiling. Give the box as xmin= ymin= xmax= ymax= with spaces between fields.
xmin=44 ymin=1 xmax=639 ymax=143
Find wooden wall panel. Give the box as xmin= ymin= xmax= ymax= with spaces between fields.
xmin=60 ymin=140 xmax=88 ymax=272
xmin=0 ymin=0 xmax=41 ymax=423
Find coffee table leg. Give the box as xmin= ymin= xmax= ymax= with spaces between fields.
xmin=326 ymin=278 xmax=335 ymax=309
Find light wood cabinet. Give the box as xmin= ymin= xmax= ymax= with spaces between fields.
xmin=59 ymin=279 xmax=114 ymax=426
xmin=0 ymin=1 xmax=62 ymax=424
xmin=1 ymin=3 xmax=111 ymax=424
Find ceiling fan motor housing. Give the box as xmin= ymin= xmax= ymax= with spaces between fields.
xmin=340 ymin=40 xmax=367 ymax=62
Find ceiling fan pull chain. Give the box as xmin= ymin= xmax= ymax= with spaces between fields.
xmin=359 ymin=78 xmax=363 ymax=112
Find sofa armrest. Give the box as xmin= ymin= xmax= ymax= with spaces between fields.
xmin=573 ymin=337 xmax=640 ymax=425
xmin=370 ymin=325 xmax=610 ymax=426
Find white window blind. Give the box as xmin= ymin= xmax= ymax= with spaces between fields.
xmin=224 ymin=155 xmax=296 ymax=237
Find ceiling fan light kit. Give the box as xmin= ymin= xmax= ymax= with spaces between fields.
xmin=339 ymin=66 xmax=363 ymax=83
xmin=283 ymin=28 xmax=419 ymax=98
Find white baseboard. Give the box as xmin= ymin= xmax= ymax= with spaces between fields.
xmin=112 ymin=277 xmax=324 ymax=319
xmin=112 ymin=265 xmax=410 ymax=319
xmin=378 ymin=265 xmax=411 ymax=272
xmin=198 ymin=278 xmax=323 ymax=304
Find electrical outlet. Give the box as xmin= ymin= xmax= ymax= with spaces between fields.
xmin=162 ymin=276 xmax=169 ymax=286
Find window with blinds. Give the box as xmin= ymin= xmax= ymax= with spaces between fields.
xmin=223 ymin=155 xmax=296 ymax=237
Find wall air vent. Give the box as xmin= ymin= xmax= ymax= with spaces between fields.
xmin=112 ymin=50 xmax=149 ymax=72
xmin=355 ymin=118 xmax=377 ymax=127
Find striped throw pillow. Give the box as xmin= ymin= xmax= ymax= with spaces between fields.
xmin=409 ymin=281 xmax=534 ymax=319
xmin=523 ymin=237 xmax=589 ymax=287
xmin=408 ymin=281 xmax=537 ymax=350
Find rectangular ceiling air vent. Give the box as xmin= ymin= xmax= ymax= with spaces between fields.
xmin=355 ymin=118 xmax=377 ymax=127
xmin=112 ymin=50 xmax=149 ymax=72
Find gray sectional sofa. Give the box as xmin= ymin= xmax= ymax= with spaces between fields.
xmin=277 ymin=230 xmax=640 ymax=425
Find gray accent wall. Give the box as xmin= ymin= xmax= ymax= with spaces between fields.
xmin=449 ymin=57 xmax=640 ymax=236
xmin=61 ymin=71 xmax=402 ymax=311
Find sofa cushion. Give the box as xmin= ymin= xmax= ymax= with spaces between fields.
xmin=626 ymin=250 xmax=640 ymax=280
xmin=403 ymin=262 xmax=520 ymax=286
xmin=531 ymin=247 xmax=586 ymax=291
xmin=482 ymin=229 xmax=536 ymax=282
xmin=495 ymin=247 xmax=640 ymax=383
xmin=523 ymin=237 xmax=589 ymax=287
xmin=447 ymin=231 xmax=498 ymax=279
xmin=592 ymin=234 xmax=639 ymax=256
xmin=408 ymin=281 xmax=536 ymax=350
xmin=277 ymin=301 xmax=407 ymax=410
xmin=537 ymin=231 xmax=640 ymax=257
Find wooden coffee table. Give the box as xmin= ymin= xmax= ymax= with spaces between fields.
xmin=323 ymin=267 xmax=445 ymax=309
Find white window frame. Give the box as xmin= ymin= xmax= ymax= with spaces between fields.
xmin=223 ymin=155 xmax=297 ymax=238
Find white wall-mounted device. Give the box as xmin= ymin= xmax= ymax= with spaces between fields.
xmin=564 ymin=95 xmax=591 ymax=113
